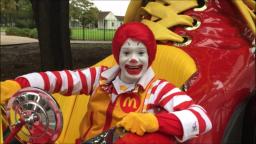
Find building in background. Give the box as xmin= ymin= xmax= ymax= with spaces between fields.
xmin=97 ymin=11 xmax=124 ymax=29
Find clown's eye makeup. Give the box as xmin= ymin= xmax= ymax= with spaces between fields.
xmin=138 ymin=51 xmax=145 ymax=56
xmin=123 ymin=51 xmax=130 ymax=56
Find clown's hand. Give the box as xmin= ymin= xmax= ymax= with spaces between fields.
xmin=116 ymin=112 xmax=159 ymax=136
xmin=0 ymin=80 xmax=21 ymax=103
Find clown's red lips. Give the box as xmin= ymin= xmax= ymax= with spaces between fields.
xmin=125 ymin=64 xmax=143 ymax=75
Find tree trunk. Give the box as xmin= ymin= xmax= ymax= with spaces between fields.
xmin=30 ymin=0 xmax=72 ymax=71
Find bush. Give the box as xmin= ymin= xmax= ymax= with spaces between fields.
xmin=5 ymin=27 xmax=37 ymax=38
xmin=28 ymin=28 xmax=38 ymax=38
xmin=15 ymin=19 xmax=36 ymax=29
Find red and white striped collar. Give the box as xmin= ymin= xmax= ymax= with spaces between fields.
xmin=101 ymin=65 xmax=155 ymax=90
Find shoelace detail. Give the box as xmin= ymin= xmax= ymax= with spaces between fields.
xmin=140 ymin=0 xmax=200 ymax=43
xmin=233 ymin=0 xmax=255 ymax=35
xmin=138 ymin=0 xmax=255 ymax=42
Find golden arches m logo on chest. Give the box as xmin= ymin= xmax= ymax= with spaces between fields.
xmin=119 ymin=93 xmax=141 ymax=113
xmin=123 ymin=97 xmax=137 ymax=109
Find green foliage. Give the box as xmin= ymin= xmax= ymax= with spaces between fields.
xmin=15 ymin=18 xmax=35 ymax=29
xmin=28 ymin=28 xmax=38 ymax=38
xmin=69 ymin=0 xmax=99 ymax=27
xmin=1 ymin=0 xmax=35 ymax=28
xmin=0 ymin=0 xmax=17 ymax=26
xmin=0 ymin=27 xmax=7 ymax=32
xmin=6 ymin=27 xmax=38 ymax=38
xmin=15 ymin=0 xmax=35 ymax=28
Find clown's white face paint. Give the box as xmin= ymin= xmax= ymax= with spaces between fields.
xmin=119 ymin=38 xmax=149 ymax=84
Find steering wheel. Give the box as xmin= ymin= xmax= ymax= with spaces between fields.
xmin=4 ymin=87 xmax=63 ymax=143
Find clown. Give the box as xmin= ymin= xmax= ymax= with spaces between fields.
xmin=1 ymin=22 xmax=211 ymax=143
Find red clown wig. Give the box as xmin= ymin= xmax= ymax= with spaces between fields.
xmin=112 ymin=22 xmax=157 ymax=66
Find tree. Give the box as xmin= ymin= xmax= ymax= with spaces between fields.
xmin=83 ymin=6 xmax=99 ymax=27
xmin=30 ymin=0 xmax=72 ymax=70
xmin=69 ymin=0 xmax=99 ymax=27
xmin=0 ymin=0 xmax=35 ymax=28
xmin=15 ymin=0 xmax=35 ymax=28
xmin=0 ymin=0 xmax=16 ymax=26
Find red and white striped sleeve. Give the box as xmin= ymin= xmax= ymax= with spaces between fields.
xmin=151 ymin=81 xmax=212 ymax=142
xmin=15 ymin=66 xmax=107 ymax=96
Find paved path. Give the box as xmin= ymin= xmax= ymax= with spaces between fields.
xmin=0 ymin=35 xmax=38 ymax=45
xmin=0 ymin=35 xmax=111 ymax=46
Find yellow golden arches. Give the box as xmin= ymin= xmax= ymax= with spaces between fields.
xmin=123 ymin=97 xmax=137 ymax=109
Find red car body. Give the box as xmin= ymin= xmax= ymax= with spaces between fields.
xmin=170 ymin=0 xmax=255 ymax=143
xmin=2 ymin=0 xmax=255 ymax=144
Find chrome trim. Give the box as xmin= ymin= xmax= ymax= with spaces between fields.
xmin=185 ymin=18 xmax=201 ymax=31
xmin=173 ymin=36 xmax=192 ymax=47
xmin=6 ymin=87 xmax=63 ymax=143
xmin=194 ymin=0 xmax=208 ymax=11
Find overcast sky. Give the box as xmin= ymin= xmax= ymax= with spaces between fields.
xmin=91 ymin=0 xmax=131 ymax=16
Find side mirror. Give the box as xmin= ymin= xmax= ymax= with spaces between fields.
xmin=4 ymin=87 xmax=63 ymax=143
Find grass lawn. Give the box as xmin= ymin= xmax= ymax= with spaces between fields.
xmin=71 ymin=27 xmax=116 ymax=41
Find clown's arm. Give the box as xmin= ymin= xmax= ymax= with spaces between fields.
xmin=116 ymin=80 xmax=212 ymax=142
xmin=1 ymin=66 xmax=107 ymax=103
xmin=154 ymin=82 xmax=212 ymax=142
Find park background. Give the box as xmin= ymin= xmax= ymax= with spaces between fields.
xmin=0 ymin=0 xmax=129 ymax=80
